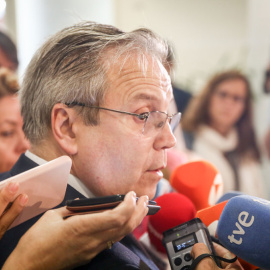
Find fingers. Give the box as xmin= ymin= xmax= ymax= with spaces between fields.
xmin=213 ymin=243 xmax=243 ymax=270
xmin=24 ymin=192 xmax=149 ymax=267
xmin=120 ymin=191 xmax=149 ymax=230
xmin=88 ymin=192 xmax=149 ymax=255
xmin=191 ymin=243 xmax=243 ymax=270
xmin=213 ymin=242 xmax=236 ymax=260
xmin=51 ymin=192 xmax=148 ymax=244
xmin=0 ymin=194 xmax=28 ymax=239
xmin=109 ymin=191 xmax=148 ymax=234
xmin=191 ymin=243 xmax=217 ymax=269
xmin=0 ymin=182 xmax=20 ymax=215
xmin=71 ymin=191 xmax=148 ymax=233
xmin=57 ymin=192 xmax=148 ymax=244
xmin=0 ymin=182 xmax=28 ymax=237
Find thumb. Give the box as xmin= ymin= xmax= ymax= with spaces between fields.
xmin=191 ymin=243 xmax=218 ymax=269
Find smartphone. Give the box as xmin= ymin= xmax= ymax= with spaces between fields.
xmin=0 ymin=156 xmax=72 ymax=229
xmin=65 ymin=194 xmax=161 ymax=216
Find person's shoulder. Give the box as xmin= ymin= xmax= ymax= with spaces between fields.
xmin=0 ymin=171 xmax=11 ymax=181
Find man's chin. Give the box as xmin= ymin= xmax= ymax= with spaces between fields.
xmin=135 ymin=186 xmax=157 ymax=200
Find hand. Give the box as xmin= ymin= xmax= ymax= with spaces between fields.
xmin=191 ymin=243 xmax=244 ymax=270
xmin=0 ymin=182 xmax=28 ymax=239
xmin=3 ymin=191 xmax=149 ymax=270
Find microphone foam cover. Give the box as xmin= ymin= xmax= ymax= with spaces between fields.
xmin=216 ymin=191 xmax=243 ymax=204
xmin=147 ymin=192 xmax=196 ymax=253
xmin=217 ymin=195 xmax=270 ymax=269
xmin=170 ymin=161 xmax=223 ymax=210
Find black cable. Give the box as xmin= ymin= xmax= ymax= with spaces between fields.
xmin=190 ymin=253 xmax=238 ymax=270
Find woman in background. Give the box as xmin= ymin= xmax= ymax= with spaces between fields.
xmin=181 ymin=70 xmax=264 ymax=197
xmin=0 ymin=68 xmax=29 ymax=172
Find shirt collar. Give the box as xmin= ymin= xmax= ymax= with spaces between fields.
xmin=24 ymin=150 xmax=95 ymax=198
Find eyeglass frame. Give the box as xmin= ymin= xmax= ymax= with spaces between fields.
xmin=65 ymin=101 xmax=181 ymax=135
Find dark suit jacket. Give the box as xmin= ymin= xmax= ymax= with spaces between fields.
xmin=0 ymin=154 xmax=158 ymax=270
xmin=173 ymin=85 xmax=192 ymax=114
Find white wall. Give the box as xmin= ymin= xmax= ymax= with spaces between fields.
xmin=115 ymin=0 xmax=248 ymax=93
xmin=14 ymin=0 xmax=115 ymax=79
xmin=246 ymin=0 xmax=270 ymax=198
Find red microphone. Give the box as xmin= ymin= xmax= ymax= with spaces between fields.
xmin=147 ymin=192 xmax=196 ymax=254
xmin=170 ymin=160 xmax=224 ymax=211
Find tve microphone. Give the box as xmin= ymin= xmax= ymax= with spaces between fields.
xmin=196 ymin=199 xmax=258 ymax=270
xmin=170 ymin=161 xmax=224 ymax=210
xmin=217 ymin=195 xmax=270 ymax=270
xmin=147 ymin=192 xmax=196 ymax=253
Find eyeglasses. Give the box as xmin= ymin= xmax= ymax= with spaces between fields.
xmin=65 ymin=102 xmax=181 ymax=137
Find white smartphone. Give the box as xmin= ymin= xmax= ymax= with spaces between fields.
xmin=0 ymin=155 xmax=72 ymax=229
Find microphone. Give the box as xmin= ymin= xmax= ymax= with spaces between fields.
xmin=170 ymin=161 xmax=224 ymax=210
xmin=196 ymin=196 xmax=258 ymax=270
xmin=147 ymin=192 xmax=196 ymax=254
xmin=217 ymin=195 xmax=270 ymax=269
xmin=216 ymin=191 xmax=243 ymax=204
xmin=196 ymin=200 xmax=228 ymax=237
xmin=196 ymin=191 xmax=243 ymax=236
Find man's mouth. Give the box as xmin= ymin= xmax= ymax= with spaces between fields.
xmin=147 ymin=166 xmax=165 ymax=177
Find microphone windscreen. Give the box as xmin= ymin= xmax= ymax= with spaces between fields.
xmin=196 ymin=200 xmax=228 ymax=236
xmin=216 ymin=191 xmax=244 ymax=204
xmin=170 ymin=161 xmax=224 ymax=210
xmin=147 ymin=192 xmax=196 ymax=253
xmin=217 ymin=195 xmax=270 ymax=269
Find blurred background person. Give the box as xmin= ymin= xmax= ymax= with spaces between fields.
xmin=0 ymin=31 xmax=18 ymax=72
xmin=0 ymin=67 xmax=29 ymax=173
xmin=181 ymin=70 xmax=264 ymax=197
xmin=263 ymin=64 xmax=270 ymax=159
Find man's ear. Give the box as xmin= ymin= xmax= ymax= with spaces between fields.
xmin=51 ymin=103 xmax=79 ymax=155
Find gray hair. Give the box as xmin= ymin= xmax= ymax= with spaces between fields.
xmin=20 ymin=21 xmax=169 ymax=145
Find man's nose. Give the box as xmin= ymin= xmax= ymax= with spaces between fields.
xmin=154 ymin=122 xmax=177 ymax=150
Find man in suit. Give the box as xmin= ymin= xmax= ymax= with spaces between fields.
xmin=0 ymin=22 xmax=244 ymax=270
xmin=0 ymin=22 xmax=179 ymax=269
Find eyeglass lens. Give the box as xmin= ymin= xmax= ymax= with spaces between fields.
xmin=143 ymin=111 xmax=181 ymax=136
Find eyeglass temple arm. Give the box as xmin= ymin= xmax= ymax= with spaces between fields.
xmin=65 ymin=102 xmax=147 ymax=120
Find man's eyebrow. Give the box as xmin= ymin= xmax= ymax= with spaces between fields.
xmin=132 ymin=93 xmax=159 ymax=101
xmin=0 ymin=120 xmax=17 ymax=127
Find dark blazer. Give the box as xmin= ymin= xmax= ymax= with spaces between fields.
xmin=173 ymin=85 xmax=192 ymax=115
xmin=0 ymin=154 xmax=158 ymax=270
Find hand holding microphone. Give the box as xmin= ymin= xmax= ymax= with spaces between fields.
xmin=196 ymin=196 xmax=259 ymax=270
xmin=217 ymin=195 xmax=270 ymax=270
xmin=191 ymin=242 xmax=244 ymax=270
